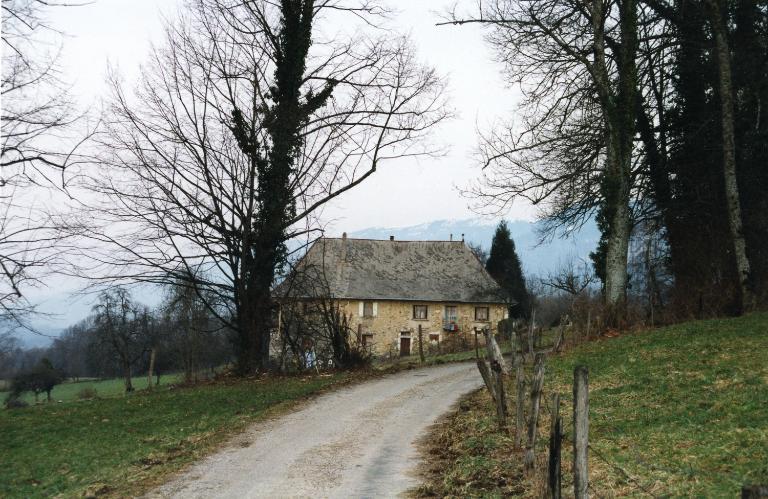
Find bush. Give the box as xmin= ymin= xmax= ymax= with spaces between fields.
xmin=9 ymin=358 xmax=64 ymax=402
xmin=4 ymin=396 xmax=28 ymax=409
xmin=76 ymin=387 xmax=98 ymax=400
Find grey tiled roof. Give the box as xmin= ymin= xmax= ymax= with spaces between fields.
xmin=280 ymin=237 xmax=510 ymax=304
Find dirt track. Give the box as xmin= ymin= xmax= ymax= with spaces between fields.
xmin=149 ymin=362 xmax=481 ymax=498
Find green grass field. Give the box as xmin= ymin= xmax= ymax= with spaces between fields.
xmin=415 ymin=312 xmax=768 ymax=497
xmin=0 ymin=373 xmax=352 ymax=498
xmin=9 ymin=374 xmax=184 ymax=405
xmin=0 ymin=346 xmax=490 ymax=498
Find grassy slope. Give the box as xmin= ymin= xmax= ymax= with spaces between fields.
xmin=416 ymin=313 xmax=768 ymax=497
xmin=0 ymin=374 xmax=350 ymax=498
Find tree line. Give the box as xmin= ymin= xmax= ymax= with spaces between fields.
xmin=450 ymin=0 xmax=767 ymax=324
xmin=1 ymin=283 xmax=232 ymax=395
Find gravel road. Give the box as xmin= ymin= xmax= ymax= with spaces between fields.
xmin=149 ymin=362 xmax=482 ymax=499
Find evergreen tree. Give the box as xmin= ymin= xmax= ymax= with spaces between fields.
xmin=486 ymin=221 xmax=530 ymax=319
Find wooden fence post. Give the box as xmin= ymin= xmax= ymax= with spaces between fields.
xmin=484 ymin=328 xmax=509 ymax=375
xmin=476 ymin=359 xmax=497 ymax=403
xmin=742 ymin=485 xmax=768 ymax=498
xmin=418 ymin=324 xmax=425 ymax=363
xmin=491 ymin=359 xmax=507 ymax=429
xmin=574 ymin=366 xmax=589 ymax=499
xmin=585 ymin=309 xmax=591 ymax=342
xmin=548 ymin=393 xmax=562 ymax=499
xmin=474 ymin=327 xmax=479 ymax=358
xmin=528 ymin=309 xmax=536 ymax=358
xmin=524 ymin=352 xmax=546 ymax=470
xmin=512 ymin=332 xmax=526 ymax=448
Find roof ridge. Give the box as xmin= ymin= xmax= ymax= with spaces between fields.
xmin=322 ymin=237 xmax=465 ymax=243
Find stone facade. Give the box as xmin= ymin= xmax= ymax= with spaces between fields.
xmin=337 ymin=299 xmax=508 ymax=357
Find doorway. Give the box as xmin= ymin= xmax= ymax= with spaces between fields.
xmin=399 ymin=336 xmax=411 ymax=357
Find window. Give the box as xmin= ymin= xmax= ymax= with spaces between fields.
xmin=443 ymin=305 xmax=458 ymax=331
xmin=363 ymin=301 xmax=374 ymax=318
xmin=413 ymin=304 xmax=428 ymax=320
xmin=475 ymin=306 xmax=489 ymax=321
xmin=361 ymin=333 xmax=374 ymax=347
xmin=444 ymin=306 xmax=457 ymax=322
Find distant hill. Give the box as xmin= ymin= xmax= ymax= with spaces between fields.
xmin=349 ymin=217 xmax=599 ymax=276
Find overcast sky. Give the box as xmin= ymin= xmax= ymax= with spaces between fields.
xmin=50 ymin=0 xmax=533 ymax=233
xmin=18 ymin=0 xmax=538 ymax=341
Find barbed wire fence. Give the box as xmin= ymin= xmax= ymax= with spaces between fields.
xmin=474 ymin=319 xmax=767 ymax=499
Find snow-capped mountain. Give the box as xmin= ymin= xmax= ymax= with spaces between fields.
xmin=349 ymin=217 xmax=599 ymax=276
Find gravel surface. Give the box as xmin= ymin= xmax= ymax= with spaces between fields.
xmin=148 ymin=362 xmax=482 ymax=499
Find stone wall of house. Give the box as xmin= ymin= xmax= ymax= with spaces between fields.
xmin=339 ymin=300 xmax=508 ymax=358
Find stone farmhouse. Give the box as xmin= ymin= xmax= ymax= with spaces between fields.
xmin=277 ymin=234 xmax=511 ymax=357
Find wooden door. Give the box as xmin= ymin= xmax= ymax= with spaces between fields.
xmin=399 ymin=337 xmax=411 ymax=357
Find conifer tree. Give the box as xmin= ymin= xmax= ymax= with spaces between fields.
xmin=486 ymin=221 xmax=530 ymax=319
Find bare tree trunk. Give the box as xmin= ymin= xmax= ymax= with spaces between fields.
xmin=147 ymin=347 xmax=156 ymax=391
xmin=603 ymin=141 xmax=632 ymax=327
xmin=590 ymin=0 xmax=637 ymax=329
xmin=123 ymin=359 xmax=133 ymax=393
xmin=604 ymin=203 xmax=630 ymax=303
xmin=708 ymin=0 xmax=753 ymax=313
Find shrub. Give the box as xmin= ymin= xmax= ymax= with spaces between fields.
xmin=9 ymin=358 xmax=64 ymax=402
xmin=76 ymin=387 xmax=98 ymax=400
xmin=4 ymin=396 xmax=28 ymax=409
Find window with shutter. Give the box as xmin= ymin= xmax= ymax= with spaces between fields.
xmin=363 ymin=301 xmax=374 ymax=318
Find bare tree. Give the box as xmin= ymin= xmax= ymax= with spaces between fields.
xmin=444 ymin=0 xmax=641 ymax=326
xmin=1 ymin=0 xmax=90 ymax=329
xmin=542 ymin=257 xmax=596 ymax=299
xmin=81 ymin=0 xmax=449 ymax=373
xmin=705 ymin=0 xmax=753 ymax=313
xmin=0 ymin=331 xmax=22 ymax=377
xmin=467 ymin=242 xmax=489 ymax=266
xmin=91 ymin=287 xmax=151 ymax=392
xmin=161 ymin=271 xmax=225 ymax=383
xmin=278 ymin=258 xmax=369 ymax=370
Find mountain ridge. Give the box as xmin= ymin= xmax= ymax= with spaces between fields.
xmin=349 ymin=217 xmax=598 ymax=276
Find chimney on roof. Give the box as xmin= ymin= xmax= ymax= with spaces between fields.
xmin=389 ymin=235 xmax=394 ymax=241
xmin=450 ymin=233 xmax=453 ymax=241
xmin=461 ymin=233 xmax=465 ymax=242
xmin=342 ymin=232 xmax=347 ymax=239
